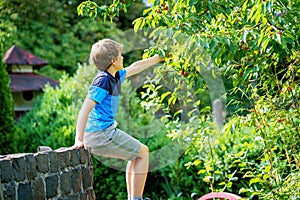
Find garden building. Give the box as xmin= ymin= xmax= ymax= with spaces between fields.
xmin=3 ymin=45 xmax=59 ymax=118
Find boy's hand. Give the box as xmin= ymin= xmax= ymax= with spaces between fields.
xmin=144 ymin=46 xmax=172 ymax=60
xmin=156 ymin=54 xmax=165 ymax=62
xmin=73 ymin=139 xmax=86 ymax=149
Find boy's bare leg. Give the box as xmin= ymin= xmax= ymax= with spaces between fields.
xmin=126 ymin=160 xmax=134 ymax=196
xmin=126 ymin=144 xmax=149 ymax=198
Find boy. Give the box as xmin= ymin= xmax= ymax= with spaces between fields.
xmin=73 ymin=39 xmax=163 ymax=200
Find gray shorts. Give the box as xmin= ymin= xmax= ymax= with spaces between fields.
xmin=84 ymin=122 xmax=141 ymax=161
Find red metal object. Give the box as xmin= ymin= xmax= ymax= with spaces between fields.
xmin=3 ymin=45 xmax=48 ymax=67
xmin=199 ymin=192 xmax=241 ymax=200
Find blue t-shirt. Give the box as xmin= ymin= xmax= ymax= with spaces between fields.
xmin=85 ymin=69 xmax=126 ymax=132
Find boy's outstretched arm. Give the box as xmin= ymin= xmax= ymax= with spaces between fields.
xmin=73 ymin=98 xmax=96 ymax=149
xmin=125 ymin=54 xmax=163 ymax=78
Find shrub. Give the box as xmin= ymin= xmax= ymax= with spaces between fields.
xmin=14 ymin=64 xmax=95 ymax=153
xmin=0 ymin=44 xmax=15 ymax=155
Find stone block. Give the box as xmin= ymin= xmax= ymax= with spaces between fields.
xmin=80 ymin=192 xmax=87 ymax=200
xmin=71 ymin=169 xmax=82 ymax=193
xmin=87 ymin=189 xmax=96 ymax=200
xmin=87 ymin=147 xmax=93 ymax=166
xmin=57 ymin=194 xmax=80 ymax=200
xmin=33 ymin=178 xmax=45 ymax=200
xmin=60 ymin=171 xmax=71 ymax=195
xmin=49 ymin=151 xmax=59 ymax=173
xmin=18 ymin=182 xmax=33 ymax=200
xmin=57 ymin=151 xmax=70 ymax=170
xmin=12 ymin=156 xmax=26 ymax=181
xmin=0 ymin=159 xmax=13 ymax=182
xmin=2 ymin=181 xmax=16 ymax=200
xmin=70 ymin=149 xmax=80 ymax=166
xmin=79 ymin=148 xmax=88 ymax=164
xmin=45 ymin=174 xmax=58 ymax=198
xmin=82 ymin=167 xmax=92 ymax=189
xmin=25 ymin=154 xmax=37 ymax=180
xmin=35 ymin=153 xmax=49 ymax=173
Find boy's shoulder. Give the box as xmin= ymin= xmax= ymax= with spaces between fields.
xmin=91 ymin=71 xmax=111 ymax=87
xmin=97 ymin=70 xmax=109 ymax=77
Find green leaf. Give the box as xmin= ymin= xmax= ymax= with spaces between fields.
xmin=160 ymin=91 xmax=171 ymax=101
xmin=212 ymin=48 xmax=221 ymax=60
xmin=264 ymin=165 xmax=271 ymax=172
xmin=261 ymin=37 xmax=270 ymax=52
xmin=250 ymin=177 xmax=262 ymax=185
xmin=276 ymin=33 xmax=282 ymax=44
xmin=168 ymin=95 xmax=177 ymax=105
xmin=239 ymin=188 xmax=251 ymax=194
xmin=263 ymin=174 xmax=270 ymax=180
xmin=242 ymin=0 xmax=248 ymax=11
xmin=242 ymin=29 xmax=248 ymax=44
xmin=257 ymin=29 xmax=265 ymax=47
xmin=133 ymin=18 xmax=142 ymax=31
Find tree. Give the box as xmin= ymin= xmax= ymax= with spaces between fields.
xmin=0 ymin=0 xmax=147 ymax=76
xmin=0 ymin=42 xmax=15 ymax=155
xmin=0 ymin=2 xmax=17 ymax=154
xmin=78 ymin=0 xmax=300 ymax=199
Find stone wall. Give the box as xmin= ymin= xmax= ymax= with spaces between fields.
xmin=0 ymin=147 xmax=95 ymax=200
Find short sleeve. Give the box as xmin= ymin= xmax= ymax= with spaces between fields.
xmin=87 ymin=86 xmax=109 ymax=104
xmin=118 ymin=69 xmax=127 ymax=83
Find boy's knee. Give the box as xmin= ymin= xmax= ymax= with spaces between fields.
xmin=139 ymin=144 xmax=149 ymax=155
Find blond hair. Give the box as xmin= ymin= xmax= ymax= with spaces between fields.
xmin=90 ymin=39 xmax=123 ymax=71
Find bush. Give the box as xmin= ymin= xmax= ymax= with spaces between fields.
xmin=14 ymin=58 xmax=300 ymax=199
xmin=0 ymin=44 xmax=15 ymax=155
xmin=14 ymin=64 xmax=96 ymax=153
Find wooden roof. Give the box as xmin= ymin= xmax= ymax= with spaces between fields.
xmin=9 ymin=73 xmax=59 ymax=92
xmin=3 ymin=45 xmax=48 ymax=67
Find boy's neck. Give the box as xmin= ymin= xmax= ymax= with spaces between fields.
xmin=106 ymin=66 xmax=117 ymax=77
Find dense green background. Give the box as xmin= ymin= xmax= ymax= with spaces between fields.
xmin=1 ymin=0 xmax=300 ymax=199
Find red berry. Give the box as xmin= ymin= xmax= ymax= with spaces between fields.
xmin=243 ymin=46 xmax=248 ymax=51
xmin=164 ymin=6 xmax=168 ymax=10
xmin=279 ymin=31 xmax=283 ymax=35
xmin=122 ymin=0 xmax=126 ymax=4
xmin=157 ymin=9 xmax=161 ymax=13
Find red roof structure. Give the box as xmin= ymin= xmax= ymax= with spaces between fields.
xmin=9 ymin=73 xmax=59 ymax=92
xmin=3 ymin=45 xmax=48 ymax=67
xmin=2 ymin=45 xmax=59 ymax=92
